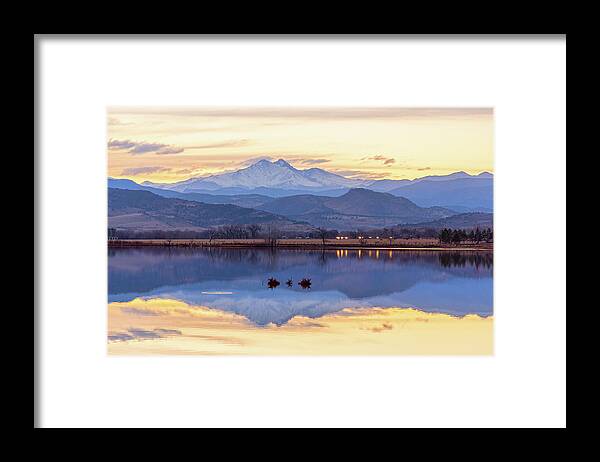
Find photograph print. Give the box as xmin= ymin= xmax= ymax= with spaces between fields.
xmin=107 ymin=107 xmax=494 ymax=355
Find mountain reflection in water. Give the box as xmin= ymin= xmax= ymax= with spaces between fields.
xmin=108 ymin=248 xmax=493 ymax=326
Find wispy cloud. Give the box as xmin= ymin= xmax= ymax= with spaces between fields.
xmin=121 ymin=166 xmax=170 ymax=175
xmin=186 ymin=139 xmax=251 ymax=150
xmin=131 ymin=144 xmax=183 ymax=155
xmin=361 ymin=155 xmax=396 ymax=167
xmin=362 ymin=322 xmax=394 ymax=333
xmin=108 ymin=139 xmax=137 ymax=150
xmin=108 ymin=139 xmax=184 ymax=155
xmin=362 ymin=155 xmax=387 ymax=161
xmin=108 ymin=327 xmax=182 ymax=343
xmin=289 ymin=158 xmax=331 ymax=166
xmin=173 ymin=167 xmax=206 ymax=175
xmin=120 ymin=308 xmax=161 ymax=316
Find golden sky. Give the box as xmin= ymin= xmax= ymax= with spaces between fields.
xmin=107 ymin=107 xmax=494 ymax=184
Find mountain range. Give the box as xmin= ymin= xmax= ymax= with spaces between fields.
xmin=255 ymin=188 xmax=454 ymax=229
xmin=136 ymin=159 xmax=492 ymax=211
xmin=108 ymin=158 xmax=493 ymax=231
xmin=108 ymin=188 xmax=306 ymax=232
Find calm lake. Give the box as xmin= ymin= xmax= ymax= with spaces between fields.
xmin=108 ymin=247 xmax=493 ymax=355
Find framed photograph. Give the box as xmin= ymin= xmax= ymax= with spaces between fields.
xmin=35 ymin=35 xmax=566 ymax=428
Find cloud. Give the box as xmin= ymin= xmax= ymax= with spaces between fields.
xmin=291 ymin=158 xmax=331 ymax=166
xmin=362 ymin=155 xmax=387 ymax=161
xmin=131 ymin=143 xmax=183 ymax=155
xmin=107 ymin=332 xmax=135 ymax=342
xmin=120 ymin=307 xmax=161 ymax=316
xmin=186 ymin=139 xmax=251 ymax=150
xmin=108 ymin=139 xmax=184 ymax=155
xmin=363 ymin=322 xmax=394 ymax=333
xmin=287 ymin=320 xmax=326 ymax=328
xmin=121 ymin=166 xmax=169 ymax=175
xmin=108 ymin=327 xmax=182 ymax=343
xmin=173 ymin=167 xmax=206 ymax=175
xmin=359 ymin=155 xmax=397 ymax=167
xmin=361 ymin=155 xmax=396 ymax=166
xmin=331 ymin=169 xmax=388 ymax=180
xmin=108 ymin=139 xmax=137 ymax=150
xmin=153 ymin=328 xmax=183 ymax=335
xmin=126 ymin=328 xmax=163 ymax=339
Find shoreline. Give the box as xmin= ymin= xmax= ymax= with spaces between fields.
xmin=108 ymin=238 xmax=493 ymax=251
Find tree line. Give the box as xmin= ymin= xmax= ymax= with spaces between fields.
xmin=108 ymin=225 xmax=493 ymax=244
xmin=108 ymin=224 xmax=274 ymax=241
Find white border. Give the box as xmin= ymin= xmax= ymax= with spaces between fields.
xmin=37 ymin=36 xmax=566 ymax=428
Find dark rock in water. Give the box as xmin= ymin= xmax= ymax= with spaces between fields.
xmin=267 ymin=277 xmax=280 ymax=289
xmin=286 ymin=279 xmax=293 ymax=287
xmin=298 ymin=278 xmax=312 ymax=289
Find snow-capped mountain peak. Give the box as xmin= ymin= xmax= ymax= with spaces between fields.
xmin=154 ymin=158 xmax=367 ymax=192
xmin=273 ymin=158 xmax=293 ymax=168
xmin=141 ymin=158 xmax=493 ymax=194
xmin=157 ymin=159 xmax=321 ymax=191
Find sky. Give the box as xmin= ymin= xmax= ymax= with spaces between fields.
xmin=107 ymin=107 xmax=494 ymax=184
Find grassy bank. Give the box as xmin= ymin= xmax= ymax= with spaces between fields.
xmin=108 ymin=238 xmax=493 ymax=250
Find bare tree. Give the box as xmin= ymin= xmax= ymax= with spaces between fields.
xmin=264 ymin=224 xmax=280 ymax=247
xmin=207 ymin=228 xmax=217 ymax=246
xmin=246 ymin=224 xmax=261 ymax=239
xmin=221 ymin=225 xmax=248 ymax=239
xmin=316 ymin=227 xmax=328 ymax=247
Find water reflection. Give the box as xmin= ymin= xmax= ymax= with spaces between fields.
xmin=108 ymin=299 xmax=494 ymax=355
xmin=438 ymin=252 xmax=492 ymax=269
xmin=108 ymin=247 xmax=493 ymax=325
